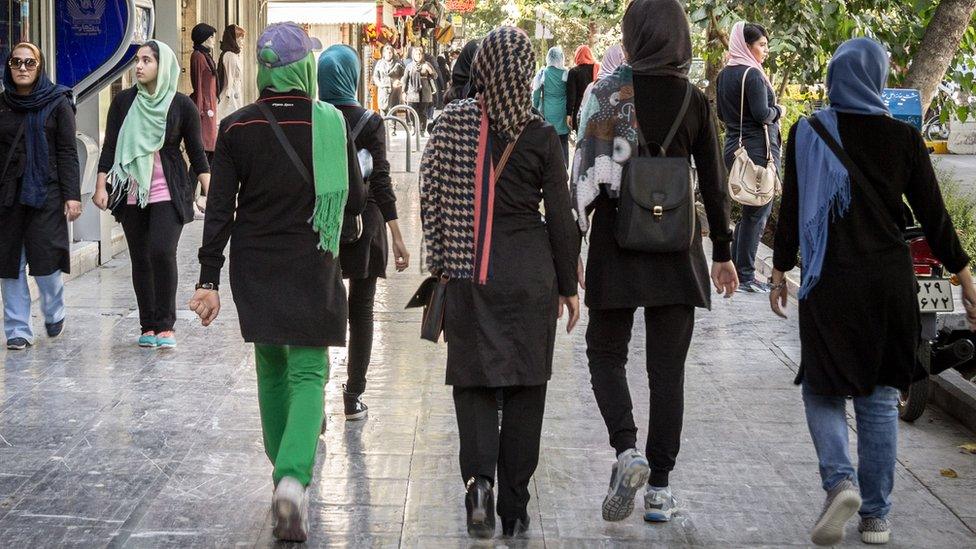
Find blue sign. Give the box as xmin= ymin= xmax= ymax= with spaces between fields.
xmin=883 ymin=88 xmax=923 ymax=131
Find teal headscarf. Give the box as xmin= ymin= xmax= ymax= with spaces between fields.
xmin=317 ymin=45 xmax=360 ymax=107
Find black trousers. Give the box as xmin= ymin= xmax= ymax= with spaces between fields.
xmin=586 ymin=305 xmax=695 ymax=487
xmin=345 ymin=276 xmax=377 ymax=395
xmin=453 ymin=384 xmax=547 ymax=519
xmin=409 ymin=102 xmax=430 ymax=133
xmin=120 ymin=203 xmax=184 ymax=333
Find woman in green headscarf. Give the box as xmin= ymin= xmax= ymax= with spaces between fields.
xmin=94 ymin=40 xmax=211 ymax=350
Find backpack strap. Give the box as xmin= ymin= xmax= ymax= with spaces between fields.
xmin=636 ymin=82 xmax=693 ymax=156
xmin=350 ymin=111 xmax=374 ymax=142
xmin=256 ymin=101 xmax=312 ymax=187
xmin=0 ymin=122 xmax=25 ymax=207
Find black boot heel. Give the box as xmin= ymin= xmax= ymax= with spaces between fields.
xmin=502 ymin=513 xmax=530 ymax=537
xmin=465 ymin=477 xmax=495 ymax=539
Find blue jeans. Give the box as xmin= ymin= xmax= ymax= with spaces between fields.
xmin=802 ymin=383 xmax=899 ymax=519
xmin=1 ymin=248 xmax=65 ymax=343
xmin=731 ymin=201 xmax=773 ymax=283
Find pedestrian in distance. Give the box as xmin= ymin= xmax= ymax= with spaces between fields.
xmin=770 ymin=37 xmax=976 ymax=546
xmin=317 ymin=44 xmax=411 ymax=420
xmin=566 ymin=44 xmax=599 ymax=131
xmin=571 ymin=0 xmax=738 ymax=524
xmin=190 ymin=22 xmax=366 ymax=543
xmin=420 ymin=25 xmax=581 ymax=540
xmin=576 ymin=43 xmax=625 ymax=138
xmin=532 ymin=46 xmax=571 ymax=166
xmin=93 ymin=40 xmax=211 ymax=350
xmin=717 ymin=22 xmax=783 ymax=293
xmin=190 ymin=23 xmax=219 ymax=158
xmin=372 ymin=45 xmax=402 ymax=116
xmin=216 ymin=24 xmax=246 ymax=121
xmin=404 ymin=45 xmax=437 ymax=136
xmin=0 ymin=42 xmax=79 ymax=351
xmin=444 ymin=39 xmax=480 ymax=104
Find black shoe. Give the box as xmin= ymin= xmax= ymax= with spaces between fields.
xmin=342 ymin=384 xmax=368 ymax=421
xmin=45 ymin=319 xmax=64 ymax=338
xmin=6 ymin=337 xmax=30 ymax=350
xmin=465 ymin=477 xmax=495 ymax=539
xmin=502 ymin=513 xmax=530 ymax=537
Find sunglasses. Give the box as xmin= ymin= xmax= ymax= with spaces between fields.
xmin=8 ymin=57 xmax=39 ymax=70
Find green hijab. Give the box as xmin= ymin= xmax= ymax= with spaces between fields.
xmin=257 ymin=52 xmax=349 ymax=257
xmin=109 ymin=40 xmax=180 ymax=208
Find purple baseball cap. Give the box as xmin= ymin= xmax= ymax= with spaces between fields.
xmin=256 ymin=22 xmax=323 ymax=68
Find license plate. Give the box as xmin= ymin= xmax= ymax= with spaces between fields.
xmin=918 ymin=279 xmax=954 ymax=313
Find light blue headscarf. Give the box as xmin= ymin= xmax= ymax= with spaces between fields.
xmin=317 ymin=45 xmax=360 ymax=107
xmin=795 ymin=38 xmax=890 ymax=299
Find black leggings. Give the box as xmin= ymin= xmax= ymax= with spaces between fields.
xmin=345 ymin=276 xmax=378 ymax=395
xmin=453 ymin=384 xmax=547 ymax=519
xmin=120 ymin=203 xmax=184 ymax=333
xmin=409 ymin=102 xmax=430 ymax=133
xmin=586 ymin=305 xmax=695 ymax=487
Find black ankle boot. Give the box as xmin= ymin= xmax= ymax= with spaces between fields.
xmin=501 ymin=512 xmax=530 ymax=537
xmin=342 ymin=384 xmax=368 ymax=421
xmin=464 ymin=477 xmax=495 ymax=539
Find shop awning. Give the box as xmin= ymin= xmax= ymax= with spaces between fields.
xmin=268 ymin=2 xmax=377 ymax=25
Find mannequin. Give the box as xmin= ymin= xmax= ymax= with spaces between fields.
xmin=217 ymin=25 xmax=246 ymax=120
xmin=190 ymin=24 xmax=218 ymax=157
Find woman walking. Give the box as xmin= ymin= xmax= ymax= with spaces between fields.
xmin=216 ymin=24 xmax=246 ymax=120
xmin=93 ymin=40 xmax=210 ymax=349
xmin=576 ymin=43 xmax=625 ymax=138
xmin=444 ymin=39 xmax=480 ymax=103
xmin=190 ymin=24 xmax=219 ymax=157
xmin=770 ymin=38 xmax=976 ymax=546
xmin=317 ymin=44 xmax=410 ymax=420
xmin=532 ymin=46 xmax=570 ymax=165
xmin=404 ymin=46 xmax=437 ymax=135
xmin=420 ymin=26 xmax=581 ymax=539
xmin=0 ymin=42 xmax=80 ymax=350
xmin=572 ymin=0 xmax=737 ymax=524
xmin=566 ymin=45 xmax=599 ymax=130
xmin=717 ymin=22 xmax=783 ymax=293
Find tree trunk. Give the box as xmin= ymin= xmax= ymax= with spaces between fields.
xmin=904 ymin=0 xmax=976 ymax=109
xmin=588 ymin=22 xmax=598 ymax=48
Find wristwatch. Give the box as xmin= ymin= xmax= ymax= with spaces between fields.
xmin=195 ymin=282 xmax=219 ymax=291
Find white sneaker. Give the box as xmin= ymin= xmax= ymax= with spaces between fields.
xmin=601 ymin=449 xmax=650 ymax=521
xmin=272 ymin=476 xmax=309 ymax=542
xmin=811 ymin=479 xmax=861 ymax=546
xmin=859 ymin=517 xmax=891 ymax=544
xmin=644 ymin=486 xmax=677 ymax=522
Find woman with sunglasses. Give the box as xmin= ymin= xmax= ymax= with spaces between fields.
xmin=0 ymin=42 xmax=80 ymax=351
xmin=93 ymin=40 xmax=210 ymax=349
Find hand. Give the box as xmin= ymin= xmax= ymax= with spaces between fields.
xmin=392 ymin=235 xmax=410 ymax=272
xmin=769 ymin=270 xmax=789 ymax=319
xmin=710 ymin=261 xmax=739 ymax=298
xmin=189 ymin=289 xmax=221 ymax=326
xmin=566 ymin=116 xmax=574 ymax=130
xmin=64 ymin=200 xmax=82 ymax=221
xmin=195 ymin=195 xmax=207 ymax=213
xmin=92 ymin=188 xmax=109 ymax=211
xmin=558 ymin=295 xmax=581 ymax=333
xmin=577 ymin=257 xmax=586 ymax=290
xmin=956 ymin=269 xmax=976 ymax=331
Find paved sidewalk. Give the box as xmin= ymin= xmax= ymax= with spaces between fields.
xmin=0 ymin=158 xmax=975 ymax=547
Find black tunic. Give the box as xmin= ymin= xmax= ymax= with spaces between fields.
xmin=773 ymin=114 xmax=970 ymax=396
xmin=337 ymin=105 xmax=398 ymax=280
xmin=716 ymin=65 xmax=782 ymax=169
xmin=444 ymin=121 xmax=581 ymax=387
xmin=0 ymin=95 xmax=80 ymax=278
xmin=584 ymin=76 xmax=733 ymax=310
xmin=566 ymin=64 xmax=595 ymax=125
xmin=198 ymin=90 xmax=367 ymax=347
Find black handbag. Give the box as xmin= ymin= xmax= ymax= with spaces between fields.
xmin=406 ymin=274 xmax=450 ymax=342
xmin=614 ymin=83 xmax=696 ymax=253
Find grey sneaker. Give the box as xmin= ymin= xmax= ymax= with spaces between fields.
xmin=601 ymin=449 xmax=650 ymax=522
xmin=811 ymin=479 xmax=862 ymax=546
xmin=272 ymin=476 xmax=309 ymax=542
xmin=859 ymin=517 xmax=891 ymax=545
xmin=643 ymin=486 xmax=677 ymax=522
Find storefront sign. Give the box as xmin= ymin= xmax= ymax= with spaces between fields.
xmin=446 ymin=0 xmax=476 ymax=12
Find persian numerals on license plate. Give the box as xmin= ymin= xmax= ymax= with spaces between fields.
xmin=917 ymin=279 xmax=954 ymax=313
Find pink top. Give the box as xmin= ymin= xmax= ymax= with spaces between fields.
xmin=128 ymin=152 xmax=171 ymax=205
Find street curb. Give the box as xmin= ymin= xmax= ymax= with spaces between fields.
xmin=755 ymin=243 xmax=976 ymax=431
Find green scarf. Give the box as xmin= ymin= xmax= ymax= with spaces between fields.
xmin=257 ymin=53 xmax=349 ymax=256
xmin=109 ymin=40 xmax=180 ymax=208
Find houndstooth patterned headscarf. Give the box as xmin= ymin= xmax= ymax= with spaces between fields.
xmin=420 ymin=27 xmax=541 ymax=282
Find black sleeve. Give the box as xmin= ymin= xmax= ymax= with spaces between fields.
xmin=363 ymin=116 xmax=397 ymax=221
xmin=773 ymin=123 xmax=801 ymax=272
xmin=198 ymin=123 xmax=238 ymax=286
xmin=692 ymin=96 xmax=733 ymax=262
xmin=542 ymin=129 xmax=581 ymax=296
xmin=180 ymin=96 xmax=211 ymax=176
xmin=97 ymin=95 xmax=125 ymax=173
xmin=566 ymin=69 xmax=578 ymax=121
xmin=54 ymin=101 xmax=80 ymax=202
xmin=746 ymin=71 xmax=778 ymax=125
xmin=905 ymin=129 xmax=971 ymax=273
xmin=345 ymin=133 xmax=366 ymax=215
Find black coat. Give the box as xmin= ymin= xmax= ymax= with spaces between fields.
xmin=198 ymin=90 xmax=366 ymax=347
xmin=0 ymin=95 xmax=80 ymax=278
xmin=584 ymin=76 xmax=732 ymax=310
xmin=774 ymin=114 xmax=970 ymax=396
xmin=97 ymin=87 xmax=211 ymax=224
xmin=716 ymin=65 xmax=782 ymax=169
xmin=566 ymin=63 xmax=595 ymax=125
xmin=337 ymin=105 xmax=397 ymax=280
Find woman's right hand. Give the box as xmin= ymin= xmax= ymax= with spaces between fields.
xmin=91 ymin=188 xmax=109 ymax=211
xmin=558 ymin=295 xmax=580 ymax=333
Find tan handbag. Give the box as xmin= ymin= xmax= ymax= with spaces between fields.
xmin=728 ymin=67 xmax=780 ymax=206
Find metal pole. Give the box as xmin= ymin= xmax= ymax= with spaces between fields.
xmin=383 ymin=116 xmax=412 ymax=172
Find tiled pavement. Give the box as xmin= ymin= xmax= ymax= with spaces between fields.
xmin=1 ymin=158 xmax=975 ymax=547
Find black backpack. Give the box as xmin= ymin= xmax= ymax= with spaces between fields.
xmin=340 ymin=111 xmax=376 ymax=245
xmin=614 ymin=83 xmax=696 ymax=254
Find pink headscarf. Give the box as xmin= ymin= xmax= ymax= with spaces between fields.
xmin=727 ymin=21 xmax=772 ymax=90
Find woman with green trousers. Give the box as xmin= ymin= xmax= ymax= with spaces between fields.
xmin=190 ymin=23 xmax=366 ymax=543
xmin=532 ymin=46 xmax=571 ymax=166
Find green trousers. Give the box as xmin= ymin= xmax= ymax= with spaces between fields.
xmin=254 ymin=344 xmax=329 ymax=486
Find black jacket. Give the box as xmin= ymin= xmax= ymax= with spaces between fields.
xmin=716 ymin=65 xmax=782 ymax=169
xmin=97 ymin=87 xmax=210 ymax=224
xmin=566 ymin=63 xmax=595 ymax=126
